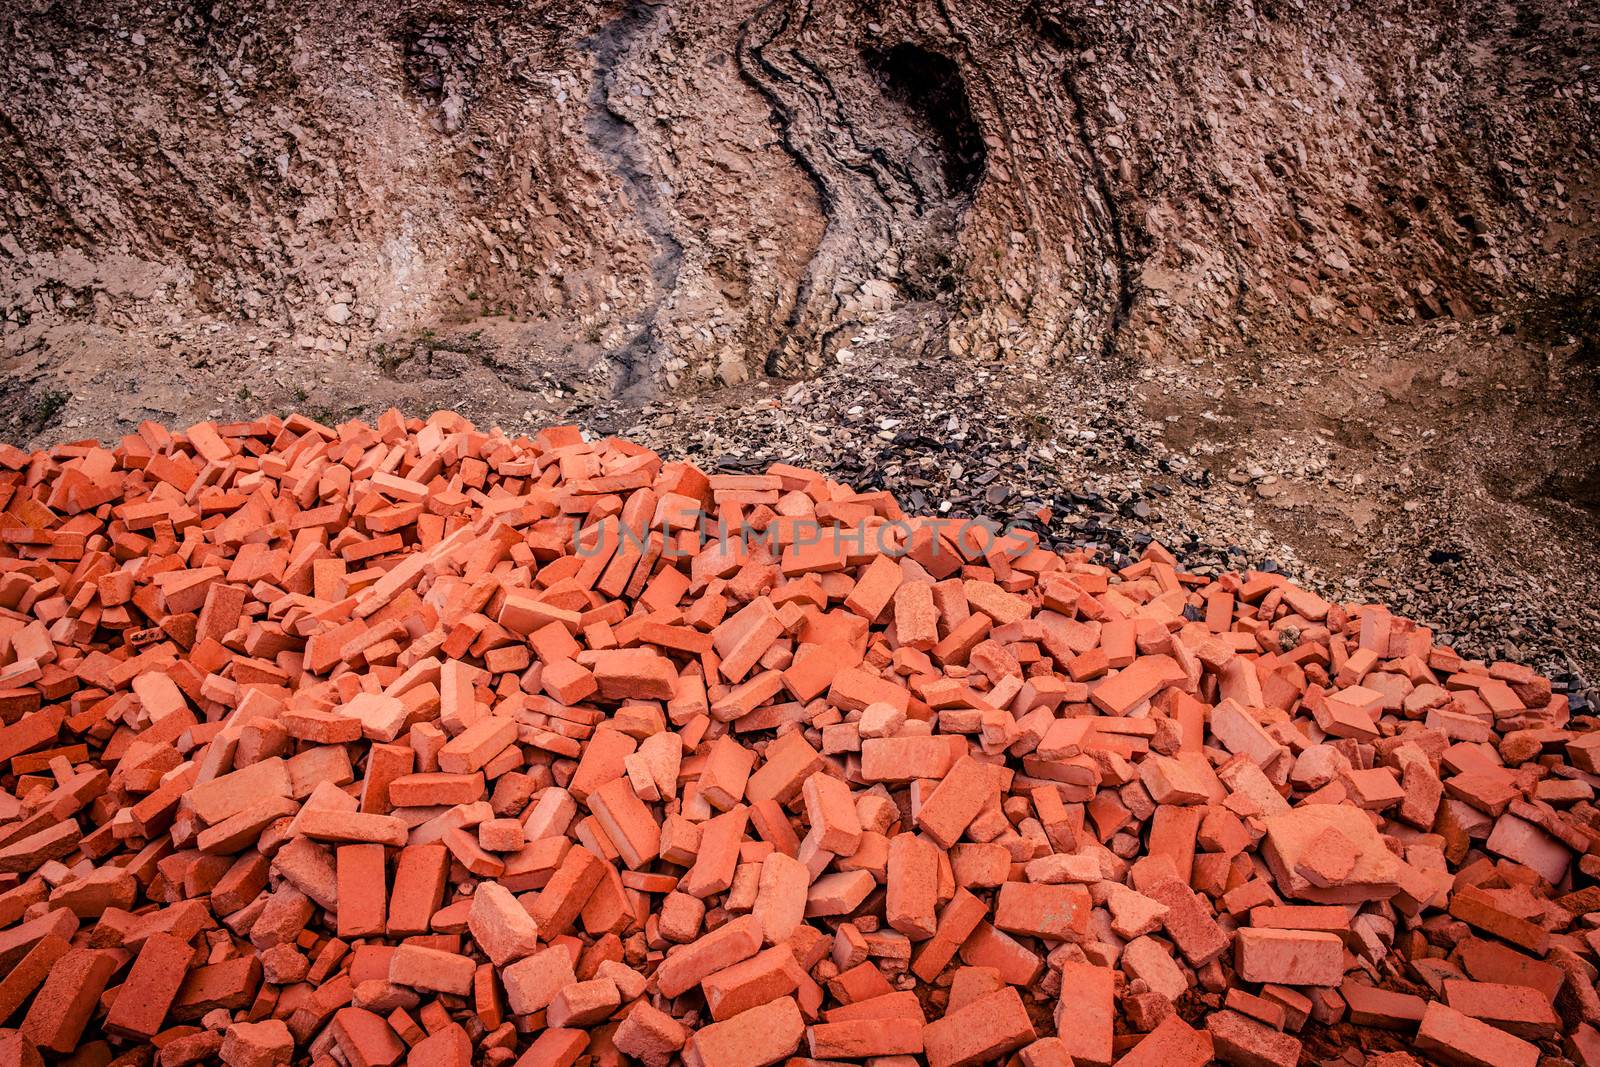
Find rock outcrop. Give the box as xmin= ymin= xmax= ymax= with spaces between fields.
xmin=2 ymin=0 xmax=1595 ymax=390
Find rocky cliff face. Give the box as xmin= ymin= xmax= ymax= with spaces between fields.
xmin=3 ymin=0 xmax=1595 ymax=395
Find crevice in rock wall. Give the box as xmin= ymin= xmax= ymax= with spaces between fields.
xmin=739 ymin=0 xmax=864 ymax=377
xmin=582 ymin=0 xmax=686 ymax=399
xmin=737 ymin=0 xmax=847 ymax=376
xmin=861 ymin=42 xmax=986 ymax=301
xmin=736 ymin=2 xmax=1008 ymax=374
xmin=1059 ymin=65 xmax=1133 ymax=359
xmin=863 ymin=45 xmax=985 ymax=203
xmin=961 ymin=2 xmax=1112 ymax=363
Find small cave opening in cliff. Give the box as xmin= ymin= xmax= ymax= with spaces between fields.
xmin=864 ymin=44 xmax=986 ymax=201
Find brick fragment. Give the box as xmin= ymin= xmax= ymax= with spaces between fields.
xmin=0 ymin=933 xmax=70 ymax=1025
xmin=336 ymin=844 xmax=388 ymax=939
xmin=1234 ymin=927 xmax=1345 ymax=986
xmin=173 ymin=955 xmax=261 ymax=1019
xmin=656 ymin=913 xmax=763 ymax=997
xmin=916 ymin=755 xmax=995 ymax=848
xmin=802 ymin=771 xmax=863 ymax=855
xmin=1144 ymin=875 xmax=1230 ymax=965
xmin=468 ymin=880 xmax=540 ymax=966
xmin=1053 ymin=962 xmax=1115 ymax=1066
xmin=753 ymin=851 xmax=810 ymax=943
xmin=405 ymin=1026 xmax=470 ymax=1067
xmin=546 ymin=977 xmax=621 ymax=1027
xmin=1415 ymin=1001 xmax=1539 ymax=1067
xmin=1341 ymin=980 xmax=1426 ymax=1029
xmin=501 ymin=945 xmax=577 ymax=1015
xmin=588 ymin=777 xmax=661 ymax=869
xmin=387 ymin=843 xmax=449 ymax=936
xmin=1207 ymin=1008 xmax=1302 ymax=1067
xmin=922 ymin=986 xmax=1036 ymax=1067
xmin=994 ymin=881 xmax=1090 ymax=941
xmin=886 ymin=831 xmax=940 ymax=939
xmin=331 ymin=1007 xmax=406 ymax=1067
xmin=701 ymin=944 xmax=801 ymax=1020
xmin=220 ymin=1019 xmax=294 ymax=1067
xmin=1117 ymin=1014 xmax=1213 ymax=1067
xmin=1443 ymin=978 xmax=1560 ymax=1040
xmin=104 ymin=932 xmax=193 ymax=1039
xmin=20 ymin=947 xmax=118 ymax=1053
xmin=613 ymin=1001 xmax=688 ymax=1067
xmin=683 ymin=995 xmax=804 ymax=1067
xmin=389 ymin=943 xmax=476 ymax=996
xmin=808 ymin=1019 xmax=925 ymax=1058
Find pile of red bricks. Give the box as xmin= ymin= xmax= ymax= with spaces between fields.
xmin=0 ymin=410 xmax=1596 ymax=1067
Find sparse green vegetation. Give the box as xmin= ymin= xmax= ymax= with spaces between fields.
xmin=32 ymin=389 xmax=69 ymax=431
xmin=374 ymin=341 xmax=405 ymax=379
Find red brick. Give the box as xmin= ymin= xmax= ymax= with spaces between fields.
xmin=103 ymin=932 xmax=193 ymax=1039
xmin=1415 ymin=1001 xmax=1538 ymax=1067
xmin=1117 ymin=1014 xmax=1213 ymax=1067
xmin=20 ymin=947 xmax=118 ymax=1053
xmin=922 ymin=986 xmax=1035 ymax=1067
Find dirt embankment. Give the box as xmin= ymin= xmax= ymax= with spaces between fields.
xmin=1 ymin=0 xmax=1598 ymax=677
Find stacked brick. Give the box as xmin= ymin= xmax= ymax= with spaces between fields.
xmin=0 ymin=410 xmax=1595 ymax=1067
